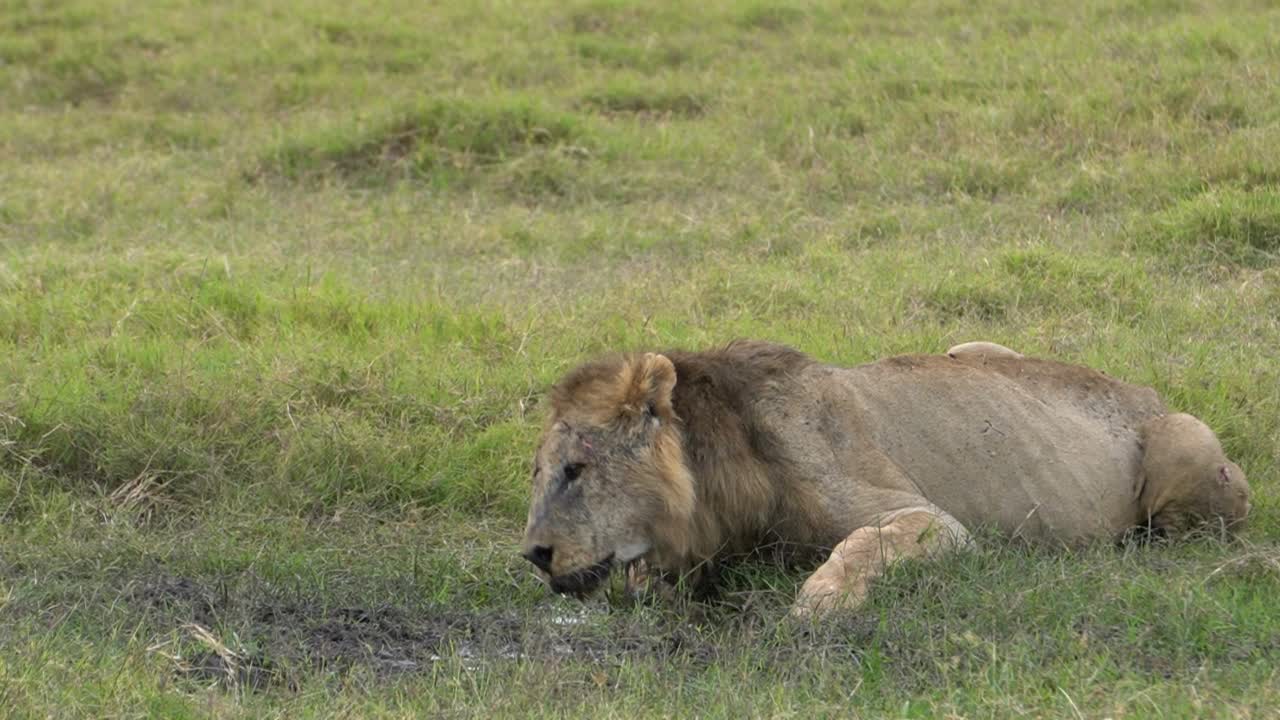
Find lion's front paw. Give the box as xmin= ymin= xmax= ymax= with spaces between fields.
xmin=623 ymin=559 xmax=676 ymax=605
xmin=790 ymin=580 xmax=843 ymax=619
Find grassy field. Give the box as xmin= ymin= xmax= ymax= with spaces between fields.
xmin=3 ymin=0 xmax=1279 ymax=716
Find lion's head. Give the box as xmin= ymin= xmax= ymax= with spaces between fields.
xmin=521 ymin=352 xmax=696 ymax=596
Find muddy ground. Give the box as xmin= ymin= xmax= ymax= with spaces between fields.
xmin=116 ymin=571 xmax=877 ymax=692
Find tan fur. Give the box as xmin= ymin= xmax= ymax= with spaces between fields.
xmin=947 ymin=340 xmax=1024 ymax=359
xmin=523 ymin=341 xmax=1251 ymax=613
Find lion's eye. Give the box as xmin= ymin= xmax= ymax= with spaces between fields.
xmin=563 ymin=463 xmax=585 ymax=483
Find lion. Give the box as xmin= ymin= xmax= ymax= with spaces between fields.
xmin=521 ymin=340 xmax=1250 ymax=616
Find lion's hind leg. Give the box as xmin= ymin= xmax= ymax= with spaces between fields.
xmin=1138 ymin=413 xmax=1251 ymax=537
xmin=790 ymin=507 xmax=970 ymax=618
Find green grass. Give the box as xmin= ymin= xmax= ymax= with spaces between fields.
xmin=2 ymin=0 xmax=1279 ymax=716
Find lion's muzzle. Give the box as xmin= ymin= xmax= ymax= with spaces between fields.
xmin=547 ymin=554 xmax=615 ymax=598
xmin=522 ymin=544 xmax=554 ymax=574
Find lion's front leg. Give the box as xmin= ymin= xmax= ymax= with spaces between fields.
xmin=791 ymin=508 xmax=970 ymax=618
xmin=623 ymin=558 xmax=720 ymax=604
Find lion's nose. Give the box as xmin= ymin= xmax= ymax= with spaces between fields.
xmin=522 ymin=545 xmax=554 ymax=573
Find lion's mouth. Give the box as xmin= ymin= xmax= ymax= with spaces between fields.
xmin=549 ymin=554 xmax=615 ymax=598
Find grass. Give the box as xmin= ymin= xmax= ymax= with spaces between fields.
xmin=2 ymin=0 xmax=1279 ymax=716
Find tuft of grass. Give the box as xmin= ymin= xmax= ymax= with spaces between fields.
xmin=999 ymin=247 xmax=1154 ymax=314
xmin=572 ymin=36 xmax=693 ymax=71
xmin=0 ymin=267 xmax=535 ymax=519
xmin=931 ymin=156 xmax=1031 ymax=199
xmin=580 ymin=83 xmax=709 ymax=119
xmin=566 ymin=1 xmax=652 ymax=35
xmin=259 ymin=98 xmax=589 ymax=188
xmin=736 ymin=3 xmax=806 ymax=31
xmin=916 ymin=247 xmax=1152 ymax=324
xmin=1136 ymin=188 xmax=1280 ymax=270
xmin=44 ymin=46 xmax=129 ymax=105
xmin=921 ymin=278 xmax=1012 ymax=323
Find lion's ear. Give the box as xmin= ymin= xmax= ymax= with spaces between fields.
xmin=620 ymin=353 xmax=676 ymax=421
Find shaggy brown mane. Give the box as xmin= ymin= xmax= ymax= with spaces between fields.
xmin=664 ymin=340 xmax=813 ymax=471
xmin=662 ymin=341 xmax=820 ymax=565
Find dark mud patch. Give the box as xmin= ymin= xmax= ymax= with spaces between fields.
xmin=124 ymin=574 xmax=759 ymax=691
xmin=109 ymin=571 xmax=892 ymax=693
xmin=127 ymin=574 xmax=219 ymax=626
xmin=240 ymin=601 xmax=730 ymax=680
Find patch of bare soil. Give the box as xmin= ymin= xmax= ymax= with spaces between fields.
xmin=127 ymin=573 xmax=767 ymax=690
